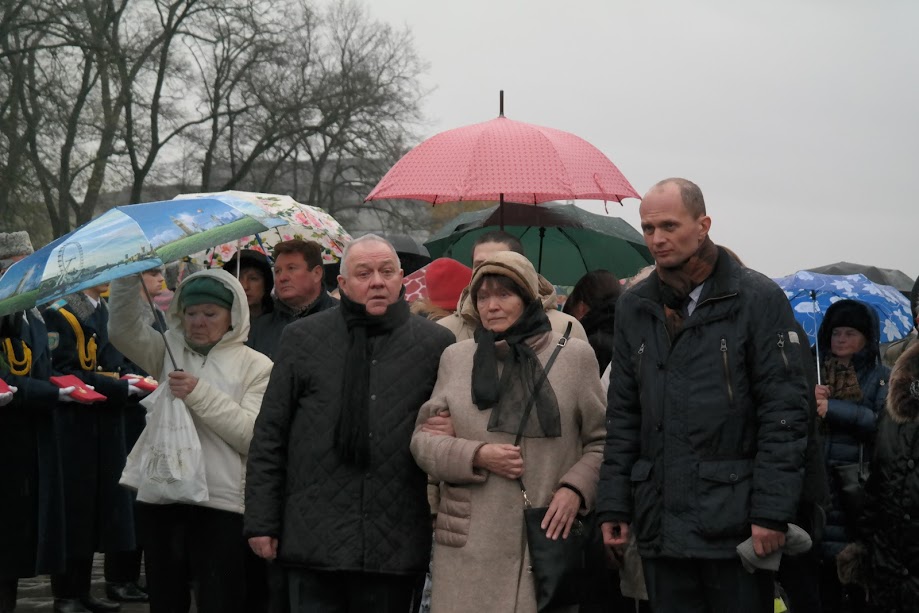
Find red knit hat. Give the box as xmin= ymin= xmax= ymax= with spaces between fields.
xmin=425 ymin=258 xmax=473 ymax=310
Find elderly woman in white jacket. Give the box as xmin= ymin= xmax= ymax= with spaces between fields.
xmin=108 ymin=268 xmax=273 ymax=613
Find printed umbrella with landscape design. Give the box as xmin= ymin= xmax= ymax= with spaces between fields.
xmin=0 ymin=195 xmax=286 ymax=318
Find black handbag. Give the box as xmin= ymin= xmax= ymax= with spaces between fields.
xmin=833 ymin=444 xmax=870 ymax=524
xmin=514 ymin=323 xmax=595 ymax=612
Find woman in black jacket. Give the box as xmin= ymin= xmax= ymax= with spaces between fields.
xmin=815 ymin=299 xmax=890 ymax=612
xmin=839 ymin=340 xmax=919 ymax=611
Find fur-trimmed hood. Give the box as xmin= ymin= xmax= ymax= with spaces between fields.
xmin=887 ymin=340 xmax=919 ymax=424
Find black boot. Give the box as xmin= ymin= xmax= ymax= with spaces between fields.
xmin=105 ymin=581 xmax=148 ymax=603
xmin=77 ymin=594 xmax=120 ymax=612
xmin=53 ymin=599 xmax=91 ymax=613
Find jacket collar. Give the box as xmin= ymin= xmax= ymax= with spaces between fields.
xmin=274 ymin=290 xmax=336 ymax=319
xmin=632 ymin=247 xmax=741 ymax=311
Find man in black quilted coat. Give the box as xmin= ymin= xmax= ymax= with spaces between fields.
xmin=245 ymin=234 xmax=454 ymax=613
xmin=597 ymin=179 xmax=809 ymax=613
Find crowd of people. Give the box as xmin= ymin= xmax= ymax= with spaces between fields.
xmin=0 ymin=177 xmax=917 ymax=613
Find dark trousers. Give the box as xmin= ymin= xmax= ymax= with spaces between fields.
xmin=642 ymin=557 xmax=773 ymax=613
xmin=0 ymin=578 xmax=17 ymax=613
xmin=51 ymin=557 xmax=93 ymax=599
xmin=777 ymin=547 xmax=822 ymax=612
xmin=137 ymin=502 xmax=256 ymax=613
xmin=288 ymin=569 xmax=423 ymax=613
xmin=104 ymin=548 xmax=143 ymax=584
xmin=266 ymin=560 xmax=290 ymax=613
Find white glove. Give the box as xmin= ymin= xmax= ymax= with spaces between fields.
xmin=58 ymin=384 xmax=95 ymax=404
xmin=58 ymin=386 xmax=77 ymax=403
xmin=125 ymin=378 xmax=147 ymax=397
xmin=0 ymin=386 xmax=17 ymax=406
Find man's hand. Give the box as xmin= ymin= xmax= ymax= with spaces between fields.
xmin=248 ymin=536 xmax=278 ymax=560
xmin=751 ymin=524 xmax=786 ymax=557
xmin=601 ymin=521 xmax=630 ymax=548
xmin=541 ymin=487 xmax=582 ymax=540
xmin=168 ymin=371 xmax=199 ymax=400
xmin=472 ymin=443 xmax=523 ymax=479
xmin=421 ymin=410 xmax=454 ymax=437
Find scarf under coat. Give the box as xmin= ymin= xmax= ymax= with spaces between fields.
xmin=335 ymin=288 xmax=410 ymax=467
xmin=656 ymin=236 xmax=719 ymax=338
xmin=821 ymin=356 xmax=863 ymax=403
xmin=472 ymin=299 xmax=561 ymax=438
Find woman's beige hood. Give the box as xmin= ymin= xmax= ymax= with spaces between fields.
xmin=461 ymin=251 xmax=540 ymax=324
xmin=166 ymin=268 xmax=252 ymax=346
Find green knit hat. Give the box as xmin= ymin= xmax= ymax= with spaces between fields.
xmin=180 ymin=277 xmax=234 ymax=310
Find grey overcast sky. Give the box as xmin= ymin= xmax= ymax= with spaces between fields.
xmin=368 ymin=0 xmax=917 ymax=281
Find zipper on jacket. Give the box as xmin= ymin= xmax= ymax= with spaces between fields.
xmin=720 ymin=337 xmax=734 ymax=405
xmin=636 ymin=341 xmax=645 ymax=386
xmin=777 ymin=332 xmax=790 ymax=373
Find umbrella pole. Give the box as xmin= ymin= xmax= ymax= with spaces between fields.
xmin=141 ymin=274 xmax=180 ymax=371
xmin=253 ymin=233 xmax=272 ymax=264
xmin=537 ymin=227 xmax=545 ymax=274
xmin=811 ymin=290 xmax=821 ymax=385
xmin=557 ymin=227 xmax=591 ymax=278
xmin=499 ymin=193 xmax=505 ymax=230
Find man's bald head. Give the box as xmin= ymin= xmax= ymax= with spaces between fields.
xmin=648 ymin=178 xmax=706 ymax=219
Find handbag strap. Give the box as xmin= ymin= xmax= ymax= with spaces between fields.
xmin=515 ymin=322 xmax=572 ymax=507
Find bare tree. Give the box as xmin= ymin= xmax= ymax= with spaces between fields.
xmin=0 ymin=0 xmax=129 ymax=235
xmin=299 ymin=0 xmax=427 ymax=229
xmin=116 ymin=0 xmax=257 ymax=203
xmin=0 ymin=0 xmax=430 ymax=242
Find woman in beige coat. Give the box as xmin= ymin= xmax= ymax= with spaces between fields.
xmin=411 ymin=252 xmax=607 ymax=613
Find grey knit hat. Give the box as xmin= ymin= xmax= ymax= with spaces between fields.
xmin=0 ymin=231 xmax=33 ymax=270
xmin=0 ymin=231 xmax=33 ymax=261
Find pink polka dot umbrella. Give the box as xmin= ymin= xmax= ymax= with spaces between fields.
xmin=366 ymin=92 xmax=640 ymax=226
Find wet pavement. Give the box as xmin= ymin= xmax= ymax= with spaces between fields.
xmin=14 ymin=554 xmax=184 ymax=612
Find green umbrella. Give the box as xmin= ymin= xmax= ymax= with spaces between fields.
xmin=424 ymin=202 xmax=652 ymax=286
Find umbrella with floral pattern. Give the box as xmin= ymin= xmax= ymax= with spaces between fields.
xmin=177 ymin=191 xmax=351 ymax=266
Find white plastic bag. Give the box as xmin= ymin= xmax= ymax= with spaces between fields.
xmin=120 ymin=384 xmax=209 ymax=503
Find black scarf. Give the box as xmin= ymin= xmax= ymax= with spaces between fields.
xmin=657 ymin=236 xmax=719 ymax=338
xmin=335 ymin=288 xmax=410 ymax=466
xmin=472 ymin=299 xmax=561 ymax=438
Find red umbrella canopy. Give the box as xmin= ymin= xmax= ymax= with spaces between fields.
xmin=365 ymin=116 xmax=640 ymax=204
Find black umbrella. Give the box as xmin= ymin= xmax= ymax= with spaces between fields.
xmin=805 ymin=262 xmax=913 ymax=296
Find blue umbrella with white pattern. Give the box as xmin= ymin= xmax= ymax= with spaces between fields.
xmin=773 ymin=270 xmax=913 ymax=347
